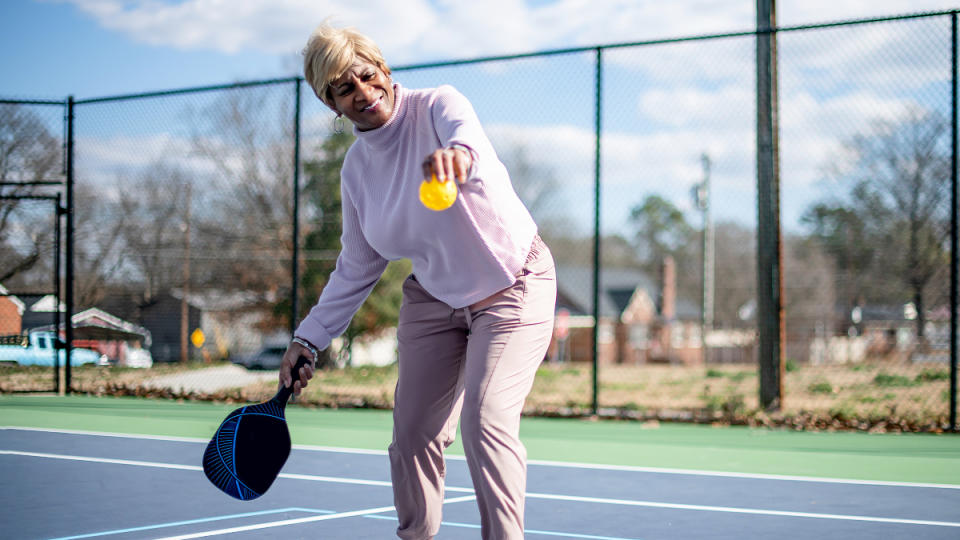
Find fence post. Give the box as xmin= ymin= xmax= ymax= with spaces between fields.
xmin=591 ymin=47 xmax=603 ymax=416
xmin=950 ymin=11 xmax=958 ymax=432
xmin=55 ymin=192 xmax=63 ymax=394
xmin=64 ymin=95 xmax=74 ymax=393
xmin=756 ymin=0 xmax=784 ymax=411
xmin=292 ymin=78 xmax=302 ymax=335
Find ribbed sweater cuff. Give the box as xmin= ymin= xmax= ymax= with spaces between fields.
xmin=294 ymin=317 xmax=333 ymax=351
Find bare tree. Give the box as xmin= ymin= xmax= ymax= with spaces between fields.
xmin=0 ymin=104 xmax=61 ymax=286
xmin=114 ymin=164 xmax=194 ymax=301
xmin=71 ymin=182 xmax=131 ymax=307
xmin=712 ymin=221 xmax=756 ymax=329
xmin=805 ymin=107 xmax=950 ymax=341
xmin=185 ymin=89 xmax=295 ymax=312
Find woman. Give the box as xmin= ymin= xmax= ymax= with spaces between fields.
xmin=281 ymin=22 xmax=556 ymax=540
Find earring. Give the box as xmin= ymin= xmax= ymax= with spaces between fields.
xmin=333 ymin=114 xmax=345 ymax=134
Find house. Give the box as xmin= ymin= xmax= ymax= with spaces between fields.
xmin=27 ymin=302 xmax=153 ymax=367
xmin=810 ymin=302 xmax=949 ymax=364
xmin=183 ymin=289 xmax=289 ymax=362
xmin=553 ymin=256 xmax=702 ymax=365
xmin=68 ymin=308 xmax=152 ymax=367
xmin=99 ymin=291 xmax=203 ymax=363
xmin=0 ymin=285 xmax=26 ymax=335
xmin=96 ymin=288 xmax=287 ymax=364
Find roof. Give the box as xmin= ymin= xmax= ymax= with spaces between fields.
xmin=555 ymin=265 xmax=658 ymax=319
xmin=32 ymin=307 xmax=152 ymax=345
xmin=0 ymin=284 xmax=27 ymax=315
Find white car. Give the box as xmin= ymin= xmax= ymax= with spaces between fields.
xmin=124 ymin=347 xmax=153 ymax=368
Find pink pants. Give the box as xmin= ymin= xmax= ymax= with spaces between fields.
xmin=390 ymin=236 xmax=556 ymax=540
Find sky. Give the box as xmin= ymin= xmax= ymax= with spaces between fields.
xmin=2 ymin=0 xmax=959 ymax=235
xmin=1 ymin=0 xmax=957 ymax=99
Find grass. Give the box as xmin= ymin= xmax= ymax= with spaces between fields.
xmin=0 ymin=359 xmax=954 ymax=430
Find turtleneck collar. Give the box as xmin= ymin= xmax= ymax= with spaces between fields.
xmin=353 ymin=82 xmax=405 ymax=149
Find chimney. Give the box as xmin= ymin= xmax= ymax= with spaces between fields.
xmin=661 ymin=255 xmax=676 ymax=321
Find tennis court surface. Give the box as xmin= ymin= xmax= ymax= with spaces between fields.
xmin=2 ymin=395 xmax=959 ymax=539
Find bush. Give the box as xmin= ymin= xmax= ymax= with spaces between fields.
xmin=808 ymin=381 xmax=833 ymax=394
xmin=915 ymin=369 xmax=949 ymax=383
xmin=873 ymin=373 xmax=917 ymax=388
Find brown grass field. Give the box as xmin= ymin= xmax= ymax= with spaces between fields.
xmin=0 ymin=360 xmax=952 ymax=431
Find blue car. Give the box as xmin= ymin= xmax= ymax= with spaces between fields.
xmin=0 ymin=331 xmax=107 ymax=366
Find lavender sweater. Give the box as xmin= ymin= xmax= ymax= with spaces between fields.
xmin=294 ymin=83 xmax=537 ymax=351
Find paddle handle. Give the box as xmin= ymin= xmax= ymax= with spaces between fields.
xmin=277 ymin=355 xmax=312 ymax=405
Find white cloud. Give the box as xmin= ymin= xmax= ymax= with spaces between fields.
xmin=59 ymin=0 xmax=958 ymax=63
xmin=61 ymin=0 xmax=435 ymax=55
xmin=778 ymin=0 xmax=958 ymax=27
xmin=53 ymin=0 xmax=960 ymax=233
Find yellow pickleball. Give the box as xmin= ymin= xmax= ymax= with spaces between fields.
xmin=419 ymin=174 xmax=458 ymax=211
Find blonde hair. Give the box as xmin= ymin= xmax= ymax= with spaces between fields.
xmin=302 ymin=23 xmax=391 ymax=109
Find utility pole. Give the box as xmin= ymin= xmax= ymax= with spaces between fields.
xmin=693 ymin=154 xmax=715 ymax=364
xmin=180 ymin=182 xmax=192 ymax=364
xmin=757 ymin=0 xmax=784 ymax=410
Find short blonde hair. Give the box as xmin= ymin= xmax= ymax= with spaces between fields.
xmin=302 ymin=23 xmax=392 ymax=109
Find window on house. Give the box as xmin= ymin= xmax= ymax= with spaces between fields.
xmin=628 ymin=324 xmax=648 ymax=348
xmin=688 ymin=324 xmax=701 ymax=347
xmin=671 ymin=323 xmax=685 ymax=348
xmin=598 ymin=322 xmax=614 ymax=344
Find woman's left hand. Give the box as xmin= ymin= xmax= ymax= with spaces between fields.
xmin=422 ymin=146 xmax=472 ymax=184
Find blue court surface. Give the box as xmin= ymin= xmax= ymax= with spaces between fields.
xmin=2 ymin=427 xmax=959 ymax=539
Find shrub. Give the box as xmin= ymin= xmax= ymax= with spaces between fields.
xmin=873 ymin=373 xmax=916 ymax=388
xmin=915 ymin=369 xmax=949 ymax=383
xmin=808 ymin=381 xmax=833 ymax=394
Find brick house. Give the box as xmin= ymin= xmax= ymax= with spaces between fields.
xmin=551 ymin=257 xmax=702 ymax=365
xmin=0 ymin=285 xmax=26 ymax=335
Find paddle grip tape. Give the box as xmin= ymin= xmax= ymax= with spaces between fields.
xmin=277 ymin=355 xmax=312 ymax=405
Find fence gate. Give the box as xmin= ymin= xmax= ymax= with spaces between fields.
xmin=0 ymin=192 xmax=65 ymax=393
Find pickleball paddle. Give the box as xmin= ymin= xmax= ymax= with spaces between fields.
xmin=202 ymin=355 xmax=311 ymax=500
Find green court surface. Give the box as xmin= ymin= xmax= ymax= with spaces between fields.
xmin=2 ymin=394 xmax=958 ymax=485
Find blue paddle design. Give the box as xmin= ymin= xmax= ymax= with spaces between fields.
xmin=202 ymin=356 xmax=310 ymax=500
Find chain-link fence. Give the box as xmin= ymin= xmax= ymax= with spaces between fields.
xmin=1 ymin=11 xmax=957 ymax=430
xmin=0 ymin=100 xmax=67 ymax=393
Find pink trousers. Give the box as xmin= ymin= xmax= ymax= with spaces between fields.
xmin=390 ymin=237 xmax=556 ymax=540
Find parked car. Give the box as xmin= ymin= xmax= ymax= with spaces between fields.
xmin=124 ymin=346 xmax=153 ymax=369
xmin=0 ymin=331 xmax=108 ymax=367
xmin=233 ymin=345 xmax=286 ymax=370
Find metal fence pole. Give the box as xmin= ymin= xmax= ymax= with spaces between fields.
xmin=757 ymin=0 xmax=784 ymax=411
xmin=55 ymin=192 xmax=63 ymax=394
xmin=64 ymin=96 xmax=74 ymax=393
xmin=951 ymin=11 xmax=958 ymax=432
xmin=292 ymin=78 xmax=302 ymax=335
xmin=592 ymin=47 xmax=602 ymax=416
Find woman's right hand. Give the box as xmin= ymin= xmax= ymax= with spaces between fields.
xmin=279 ymin=340 xmax=316 ymax=397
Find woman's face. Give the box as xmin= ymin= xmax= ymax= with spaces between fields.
xmin=329 ymin=61 xmax=395 ymax=132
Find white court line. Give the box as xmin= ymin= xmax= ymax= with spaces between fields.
xmin=153 ymin=496 xmax=477 ymax=540
xmin=49 ymin=508 xmax=334 ymax=540
xmin=3 ymin=425 xmax=958 ymax=490
xmin=2 ymin=449 xmax=959 ymax=529
xmin=364 ymin=514 xmax=642 ymax=540
xmin=524 ymin=492 xmax=960 ymax=528
xmin=0 ymin=450 xmax=472 ymax=492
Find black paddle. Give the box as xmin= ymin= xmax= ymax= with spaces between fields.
xmin=203 ymin=355 xmax=311 ymax=500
